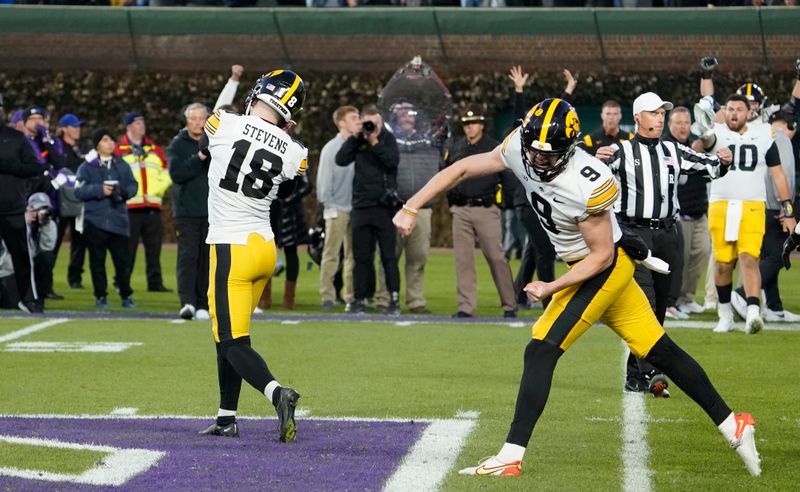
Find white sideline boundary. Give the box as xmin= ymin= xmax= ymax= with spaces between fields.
xmin=621 ymin=343 xmax=651 ymax=492
xmin=0 ymin=434 xmax=164 ymax=486
xmin=0 ymin=318 xmax=68 ymax=344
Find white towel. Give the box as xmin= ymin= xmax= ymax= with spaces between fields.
xmin=724 ymin=200 xmax=743 ymax=242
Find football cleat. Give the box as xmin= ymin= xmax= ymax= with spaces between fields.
xmin=195 ymin=309 xmax=211 ymax=321
xmin=458 ymin=456 xmax=522 ymax=477
xmin=275 ymin=387 xmax=300 ymax=443
xmin=678 ymin=301 xmax=705 ymax=314
xmin=763 ymin=308 xmax=800 ymax=323
xmin=713 ymin=316 xmax=735 ymax=333
xmin=744 ymin=314 xmax=764 ymax=335
xmin=199 ymin=422 xmax=239 ymax=438
xmin=730 ymin=413 xmax=761 ymax=476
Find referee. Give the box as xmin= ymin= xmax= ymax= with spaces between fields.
xmin=596 ymin=92 xmax=732 ymax=396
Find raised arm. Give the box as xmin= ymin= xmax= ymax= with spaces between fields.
xmin=394 ymin=145 xmax=506 ymax=237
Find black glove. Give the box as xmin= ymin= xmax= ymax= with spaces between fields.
xmin=795 ymin=58 xmax=800 ymax=80
xmin=618 ymin=225 xmax=649 ymax=261
xmin=782 ymin=232 xmax=800 ymax=270
xmin=700 ymin=56 xmax=718 ymax=79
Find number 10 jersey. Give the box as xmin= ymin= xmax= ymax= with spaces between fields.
xmin=708 ymin=122 xmax=779 ymax=203
xmin=205 ymin=110 xmax=308 ymax=245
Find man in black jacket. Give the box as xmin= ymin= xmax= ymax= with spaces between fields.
xmin=167 ymin=103 xmax=212 ymax=321
xmin=335 ymin=104 xmax=401 ymax=315
xmin=0 ymin=95 xmax=45 ymax=312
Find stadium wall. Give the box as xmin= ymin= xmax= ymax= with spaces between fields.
xmin=0 ymin=6 xmax=799 ymax=74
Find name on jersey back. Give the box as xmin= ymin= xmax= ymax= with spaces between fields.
xmin=242 ymin=122 xmax=288 ymax=154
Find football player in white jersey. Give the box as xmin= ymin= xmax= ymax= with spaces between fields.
xmin=699 ymin=94 xmax=796 ymax=335
xmin=199 ymin=70 xmax=308 ymax=442
xmin=394 ymin=98 xmax=762 ymax=478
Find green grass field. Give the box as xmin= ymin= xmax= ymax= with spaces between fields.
xmin=2 ymin=247 xmax=800 ymax=490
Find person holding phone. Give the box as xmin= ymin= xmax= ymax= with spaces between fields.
xmin=74 ymin=128 xmax=138 ymax=309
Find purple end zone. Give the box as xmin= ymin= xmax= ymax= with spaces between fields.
xmin=0 ymin=417 xmax=427 ymax=491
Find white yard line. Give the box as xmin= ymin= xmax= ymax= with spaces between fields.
xmin=0 ymin=318 xmax=68 ymax=344
xmin=383 ymin=415 xmax=477 ymax=492
xmin=621 ymin=343 xmax=651 ymax=492
xmin=110 ymin=408 xmax=139 ymax=416
xmin=0 ymin=434 xmax=164 ymax=486
xmin=665 ymin=320 xmax=800 ymax=331
xmin=0 ymin=413 xmax=438 ymax=423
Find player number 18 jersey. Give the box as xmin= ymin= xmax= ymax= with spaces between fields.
xmin=204 ymin=110 xmax=308 ymax=245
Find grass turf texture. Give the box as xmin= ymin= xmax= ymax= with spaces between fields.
xmin=39 ymin=245 xmax=800 ymax=319
xmin=2 ymin=318 xmax=799 ymax=490
xmin=0 ymin=441 xmax=108 ymax=475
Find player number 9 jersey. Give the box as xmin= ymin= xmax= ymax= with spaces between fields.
xmin=500 ymin=127 xmax=622 ymax=262
xmin=205 ymin=110 xmax=308 ymax=245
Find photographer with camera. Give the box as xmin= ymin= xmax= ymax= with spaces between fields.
xmin=75 ymin=129 xmax=138 ymax=309
xmin=24 ymin=193 xmax=58 ymax=306
xmin=335 ymin=104 xmax=402 ymax=315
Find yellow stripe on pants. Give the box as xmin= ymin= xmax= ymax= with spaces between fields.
xmin=209 ymin=233 xmax=277 ymax=343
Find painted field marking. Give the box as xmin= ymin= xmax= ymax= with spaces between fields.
xmin=621 ymin=343 xmax=651 ymax=492
xmin=394 ymin=321 xmax=416 ymax=327
xmin=0 ymin=318 xmax=69 ymax=344
xmin=110 ymin=408 xmax=139 ymax=416
xmin=4 ymin=342 xmax=143 ymax=353
xmin=383 ymin=412 xmax=478 ymax=492
xmin=0 ymin=434 xmax=164 ymax=486
xmin=665 ymin=320 xmax=800 ymax=331
xmin=169 ymin=319 xmax=186 ymax=324
xmin=507 ymin=321 xmax=526 ymax=328
xmin=280 ymin=320 xmax=301 ymax=325
xmin=294 ymin=408 xmax=311 ymax=418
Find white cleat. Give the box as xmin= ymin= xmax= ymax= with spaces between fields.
xmin=458 ymin=456 xmax=522 ymax=477
xmin=678 ymin=301 xmax=705 ymax=314
xmin=703 ymin=300 xmax=717 ymax=312
xmin=731 ymin=413 xmax=761 ymax=477
xmin=195 ymin=309 xmax=211 ymax=320
xmin=763 ymin=308 xmax=800 ymax=323
xmin=713 ymin=316 xmax=735 ymax=333
xmin=744 ymin=314 xmax=764 ymax=334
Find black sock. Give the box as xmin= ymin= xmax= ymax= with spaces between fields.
xmin=716 ymin=284 xmax=732 ymax=304
xmin=645 ymin=335 xmax=731 ymax=425
xmin=215 ymin=343 xmax=242 ymax=420
xmin=506 ymin=339 xmax=563 ymax=447
xmin=216 ymin=415 xmax=236 ymax=426
xmin=221 ymin=337 xmax=275 ymax=397
xmin=746 ymin=296 xmax=760 ymax=307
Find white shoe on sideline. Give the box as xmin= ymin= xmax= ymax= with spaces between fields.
xmin=744 ymin=313 xmax=764 ymax=334
xmin=730 ymin=413 xmax=761 ymax=477
xmin=678 ymin=301 xmax=705 ymax=314
xmin=713 ymin=316 xmax=735 ymax=333
xmin=763 ymin=308 xmax=800 ymax=323
xmin=253 ymin=307 xmax=264 ymax=314
xmin=703 ymin=300 xmax=717 ymax=312
xmin=195 ymin=309 xmax=211 ymax=321
xmin=730 ymin=290 xmax=748 ymax=320
xmin=179 ymin=304 xmax=196 ymax=320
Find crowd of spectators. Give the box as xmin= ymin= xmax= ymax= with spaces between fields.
xmin=1 ymin=58 xmax=799 ymax=324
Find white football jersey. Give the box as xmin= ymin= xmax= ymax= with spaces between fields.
xmin=708 ymin=122 xmax=780 ymax=202
xmin=501 ymin=128 xmax=622 ymax=262
xmin=204 ymin=110 xmax=308 ymax=245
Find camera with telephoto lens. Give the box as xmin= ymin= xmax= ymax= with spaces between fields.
xmin=362 ymin=120 xmax=376 ymax=134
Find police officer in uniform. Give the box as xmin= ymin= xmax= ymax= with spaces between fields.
xmin=445 ymin=104 xmax=516 ymax=318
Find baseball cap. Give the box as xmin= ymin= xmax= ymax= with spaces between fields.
xmin=632 ymin=92 xmax=673 ymax=116
xmin=123 ymin=111 xmax=144 ymax=126
xmin=27 ymin=192 xmax=52 ymax=210
xmin=58 ymin=113 xmax=84 ymax=127
xmin=23 ymin=107 xmax=48 ymax=122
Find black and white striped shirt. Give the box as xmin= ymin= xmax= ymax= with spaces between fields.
xmin=606 ymin=136 xmax=726 ymax=220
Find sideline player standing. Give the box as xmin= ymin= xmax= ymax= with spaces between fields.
xmin=199 ymin=70 xmax=307 ymax=442
xmin=394 ymin=98 xmax=761 ymax=477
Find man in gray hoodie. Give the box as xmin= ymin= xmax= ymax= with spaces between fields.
xmin=317 ymin=106 xmax=359 ymax=311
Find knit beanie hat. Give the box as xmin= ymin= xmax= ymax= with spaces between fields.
xmin=91 ymin=128 xmax=113 ymax=149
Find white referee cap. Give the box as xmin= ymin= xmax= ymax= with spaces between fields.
xmin=633 ymin=92 xmax=673 ymax=116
